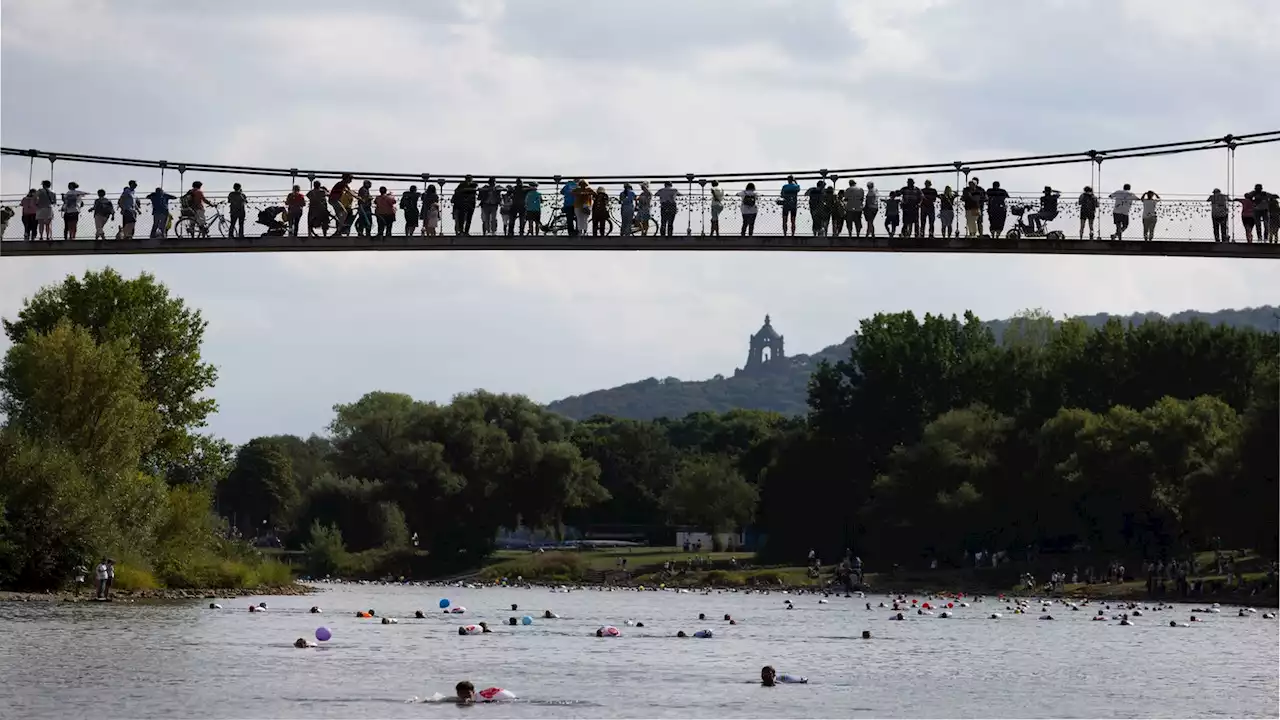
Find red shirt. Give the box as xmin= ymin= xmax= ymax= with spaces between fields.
xmin=375 ymin=193 xmax=396 ymax=215
xmin=286 ymin=192 xmax=306 ymax=210
xmin=190 ymin=189 xmax=205 ymax=206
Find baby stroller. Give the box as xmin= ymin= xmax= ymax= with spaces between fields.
xmin=256 ymin=206 xmax=287 ymax=236
xmin=1005 ymin=204 xmax=1065 ymax=241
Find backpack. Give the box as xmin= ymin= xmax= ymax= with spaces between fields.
xmin=180 ymin=191 xmax=193 ymax=209
xmin=93 ymin=198 xmax=113 ymax=216
xmin=742 ymin=193 xmax=757 ymax=208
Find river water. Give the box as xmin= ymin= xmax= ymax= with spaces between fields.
xmin=1 ymin=583 xmax=1276 ymax=718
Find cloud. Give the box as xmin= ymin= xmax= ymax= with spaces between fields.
xmin=2 ymin=0 xmax=1277 ymax=443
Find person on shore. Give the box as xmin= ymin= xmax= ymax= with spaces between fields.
xmin=117 ymin=180 xmax=140 ymax=240
xmin=845 ymin=180 xmax=865 ymax=237
xmin=105 ymin=559 xmax=115 ymax=598
xmin=74 ymin=563 xmax=88 ymax=596
xmin=1109 ymin=184 xmax=1137 ymax=241
xmin=780 ymin=175 xmax=801 ymax=236
xmin=91 ymin=189 xmax=114 ymax=241
xmin=1078 ymin=186 xmax=1098 ymax=240
xmin=95 ymin=558 xmax=109 ymax=599
xmin=62 ymin=181 xmax=87 ymax=241
xmin=523 ymin=183 xmax=541 ymax=236
xmin=147 ymin=187 xmax=177 ymax=239
xmin=227 ymin=183 xmax=248 ymax=238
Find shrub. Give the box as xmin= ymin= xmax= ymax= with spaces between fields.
xmin=478 ymin=552 xmax=589 ymax=582
xmin=302 ymin=521 xmax=346 ymax=578
xmin=111 ymin=563 xmax=158 ymax=591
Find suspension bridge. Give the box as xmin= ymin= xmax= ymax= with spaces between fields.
xmin=2 ymin=132 xmax=1278 ymax=259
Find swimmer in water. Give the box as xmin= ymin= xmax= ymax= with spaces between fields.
xmin=762 ymin=666 xmax=777 ymax=687
xmin=677 ymin=631 xmax=688 ymax=638
xmin=294 ymin=638 xmax=315 ymax=648
xmin=544 ymin=610 xmax=556 ymax=619
xmin=455 ymin=681 xmax=477 ymax=704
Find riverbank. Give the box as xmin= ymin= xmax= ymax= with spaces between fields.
xmin=0 ymin=583 xmax=317 ymax=604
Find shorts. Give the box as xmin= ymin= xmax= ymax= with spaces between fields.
xmin=1242 ymin=216 xmax=1255 ymax=228
xmin=526 ymin=209 xmax=541 ymax=224
xmin=35 ymin=208 xmax=54 ymax=222
xmin=122 ymin=210 xmax=137 ymax=224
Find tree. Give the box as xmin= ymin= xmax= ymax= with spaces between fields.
xmin=218 ymin=438 xmax=299 ymax=535
xmin=301 ymin=521 xmax=346 ymax=578
xmin=662 ymin=455 xmax=758 ymax=534
xmin=3 ymin=268 xmax=218 ymax=479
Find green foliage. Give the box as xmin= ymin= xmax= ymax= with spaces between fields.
xmin=218 ymin=438 xmax=298 ymax=535
xmin=2 ymin=268 xmax=218 ymax=480
xmin=662 ymin=455 xmax=758 ymax=533
xmin=477 ymin=552 xmax=590 ymax=582
xmin=302 ymin=521 xmax=347 ymax=578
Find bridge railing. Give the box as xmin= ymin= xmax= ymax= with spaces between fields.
xmin=0 ymin=187 xmax=1274 ymax=244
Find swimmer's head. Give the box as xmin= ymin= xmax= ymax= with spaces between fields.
xmin=294 ymin=638 xmax=308 ymax=648
xmin=415 ymin=610 xmax=425 ymax=619
xmin=699 ymin=613 xmax=706 ymax=620
xmin=458 ymin=627 xmax=467 ymax=636
xmin=544 ymin=610 xmax=554 ymax=618
xmin=479 ymin=622 xmax=491 ymax=633
xmin=511 ymin=603 xmax=518 ymax=611
xmin=508 ymin=617 xmax=517 ymax=626
xmin=761 ymin=666 xmax=777 ymax=686
xmin=596 ymin=629 xmax=604 ymax=637
xmin=455 ymin=681 xmax=476 ymax=703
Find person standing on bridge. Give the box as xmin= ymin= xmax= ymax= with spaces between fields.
xmin=939 ymin=186 xmax=956 ymax=238
xmin=1078 ymin=186 xmax=1098 ymax=240
xmin=501 ymin=185 xmax=517 ymax=236
xmin=285 ymin=185 xmax=306 ymax=237
xmin=185 ymin=181 xmax=215 ymax=237
xmin=618 ymin=183 xmax=636 ymax=236
xmin=329 ymin=174 xmax=354 ymax=231
xmin=227 ymin=183 xmax=248 ymax=238
xmin=863 ymin=181 xmax=879 ymax=239
xmin=919 ymin=180 xmax=938 ymax=238
xmin=780 ymin=175 xmax=801 ymax=236
xmin=845 ymin=180 xmax=865 ymax=237
xmin=637 ymin=182 xmax=653 ymax=236
xmin=738 ymin=183 xmax=758 ymax=236
xmin=400 ymin=184 xmax=421 ymax=237
xmin=148 ymin=187 xmax=177 ymax=238
xmin=423 ymin=184 xmax=441 ymax=236
xmin=805 ymin=180 xmax=827 ymax=237
xmin=985 ymin=181 xmax=1009 ymax=238
xmin=709 ymin=180 xmax=725 ymax=237
xmin=523 ymin=183 xmax=541 ymax=236
xmin=898 ymin=179 xmax=921 ymax=238
xmin=592 ymin=185 xmax=610 ymax=236
xmin=883 ymin=190 xmax=901 ymax=238
xmin=455 ymin=175 xmax=478 ymax=235
xmin=91 ymin=189 xmax=114 ymax=241
xmin=61 ymin=182 xmax=87 ymax=241
xmin=512 ymin=179 xmax=529 ymax=236
xmin=374 ymin=186 xmax=397 ymax=237
xmin=20 ymin=189 xmax=38 ymax=240
xmin=354 ymin=180 xmax=373 ymax=236
xmin=572 ymin=180 xmax=593 ymax=237
xmin=35 ymin=180 xmax=56 ymax=241
xmin=1207 ymin=188 xmax=1230 ymax=242
xmin=1140 ymin=190 xmax=1160 ymax=241
xmin=961 ymin=179 xmax=983 ymax=237
xmin=561 ymin=178 xmax=579 ymax=236
xmin=306 ymin=180 xmax=329 ymax=237
xmin=1109 ymin=184 xmax=1137 ymax=241
xmin=656 ymin=181 xmax=681 ymax=237
xmin=117 ymin=180 xmax=139 ymax=240
xmin=1244 ymin=184 xmax=1272 ymax=242
xmin=478 ymin=177 xmax=501 ymax=236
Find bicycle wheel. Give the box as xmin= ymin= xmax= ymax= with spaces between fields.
xmin=210 ymin=215 xmax=229 ymax=238
xmin=174 ymin=216 xmax=196 ymax=239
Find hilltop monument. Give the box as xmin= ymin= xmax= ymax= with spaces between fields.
xmin=742 ymin=315 xmax=786 ymax=372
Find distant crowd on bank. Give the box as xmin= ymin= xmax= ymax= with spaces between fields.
xmin=3 ymin=174 xmax=1278 ymax=244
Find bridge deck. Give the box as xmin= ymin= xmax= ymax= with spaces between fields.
xmin=1 ymin=234 xmax=1276 ymax=258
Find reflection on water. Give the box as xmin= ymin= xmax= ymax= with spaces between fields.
xmin=1 ymin=583 xmax=1276 ymax=719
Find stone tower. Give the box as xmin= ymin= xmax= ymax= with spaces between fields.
xmin=744 ymin=315 xmax=785 ymax=371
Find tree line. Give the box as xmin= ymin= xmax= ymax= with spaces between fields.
xmin=2 ymin=270 xmax=1275 ymax=591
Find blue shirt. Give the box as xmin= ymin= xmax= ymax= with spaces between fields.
xmin=147 ymin=191 xmax=175 ymax=215
xmin=619 ymin=189 xmax=636 ymax=210
xmin=561 ymin=182 xmax=576 ymax=208
xmin=525 ymin=190 xmax=542 ymax=212
xmin=781 ymin=182 xmax=801 ymax=208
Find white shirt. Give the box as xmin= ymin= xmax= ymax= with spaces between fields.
xmin=1110 ymin=190 xmax=1136 ymax=214
xmin=62 ymin=189 xmax=87 ymax=214
xmin=107 ymin=564 xmax=115 ymax=579
xmin=96 ymin=563 xmax=109 ymax=581
xmin=737 ymin=189 xmax=758 ymax=214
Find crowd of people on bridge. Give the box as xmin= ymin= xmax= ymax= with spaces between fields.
xmin=3 ymin=174 xmax=1278 ymax=244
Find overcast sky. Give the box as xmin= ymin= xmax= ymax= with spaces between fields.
xmin=2 ymin=0 xmax=1278 ymax=444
